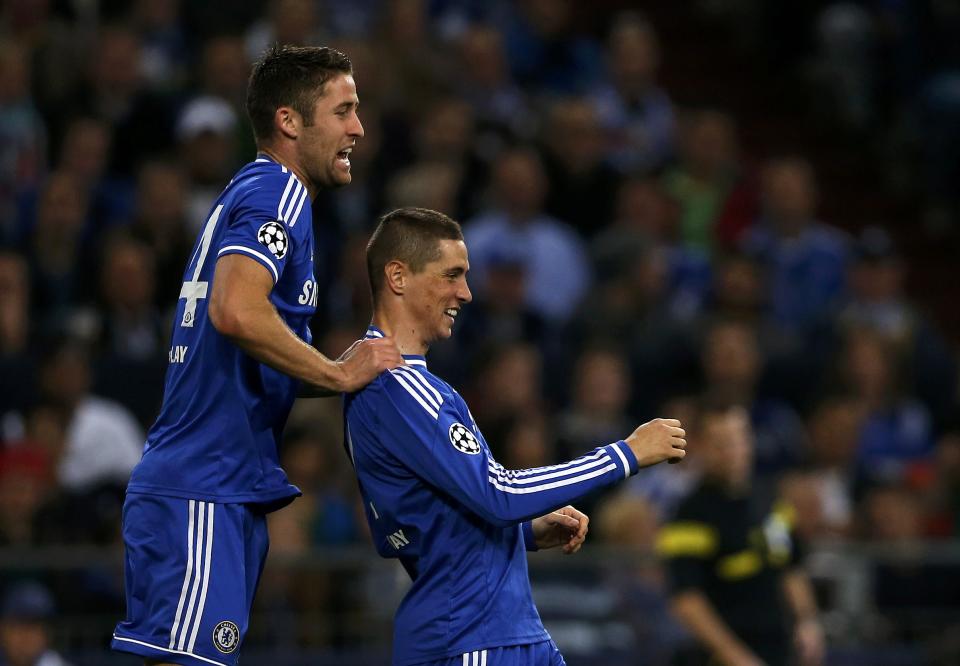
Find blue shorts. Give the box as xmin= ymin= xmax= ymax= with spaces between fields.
xmin=111 ymin=492 xmax=269 ymax=666
xmin=423 ymin=640 xmax=566 ymax=666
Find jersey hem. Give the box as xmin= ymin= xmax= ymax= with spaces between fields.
xmin=126 ymin=484 xmax=302 ymax=507
xmin=396 ymin=631 xmax=551 ymax=665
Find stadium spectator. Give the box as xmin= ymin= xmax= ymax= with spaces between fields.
xmin=0 ymin=582 xmax=72 ymax=666
xmin=840 ymin=326 xmax=935 ymax=487
xmin=701 ymin=318 xmax=808 ymax=485
xmin=465 ymin=146 xmax=590 ymax=323
xmin=38 ymin=340 xmax=143 ymax=492
xmin=661 ymin=109 xmax=753 ymax=253
xmin=742 ymin=157 xmax=850 ymax=333
xmin=0 ymin=251 xmax=35 ymax=424
xmin=592 ymin=11 xmax=676 ymax=174
xmin=25 ymin=172 xmax=95 ymax=335
xmin=805 ymin=394 xmax=865 ymax=536
xmin=837 ymin=226 xmax=958 ymax=426
xmin=541 ymin=98 xmax=621 ymax=237
xmin=175 ymin=95 xmax=241 ymax=233
xmin=54 ymin=116 xmax=132 ymax=234
xmin=455 ymin=24 xmax=537 ymax=144
xmin=0 ymin=40 xmax=46 ymax=247
xmin=126 ymin=160 xmax=193 ymax=308
xmin=557 ymin=346 xmax=635 ymax=460
xmin=501 ymin=0 xmax=604 ymax=95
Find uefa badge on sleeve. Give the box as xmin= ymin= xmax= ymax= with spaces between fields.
xmin=449 ymin=422 xmax=481 ymax=455
xmin=257 ymin=221 xmax=288 ymax=260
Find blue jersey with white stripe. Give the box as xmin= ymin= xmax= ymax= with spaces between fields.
xmin=343 ymin=326 xmax=640 ymax=665
xmin=128 ymin=155 xmax=317 ymax=506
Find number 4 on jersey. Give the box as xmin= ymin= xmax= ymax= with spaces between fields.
xmin=179 ymin=205 xmax=223 ymax=327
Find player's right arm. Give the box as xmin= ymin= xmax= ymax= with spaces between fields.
xmin=208 ymin=255 xmax=402 ymax=392
xmin=370 ymin=370 xmax=684 ymax=526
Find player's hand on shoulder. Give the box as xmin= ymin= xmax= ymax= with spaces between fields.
xmin=338 ymin=336 xmax=404 ymax=392
xmin=625 ymin=418 xmax=686 ymax=468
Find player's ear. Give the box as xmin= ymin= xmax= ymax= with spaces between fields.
xmin=384 ymin=260 xmax=406 ymax=295
xmin=275 ymin=106 xmax=299 ymax=140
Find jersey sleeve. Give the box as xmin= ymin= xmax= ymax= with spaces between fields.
xmin=216 ymin=172 xmax=308 ymax=284
xmin=375 ymin=367 xmax=640 ymax=527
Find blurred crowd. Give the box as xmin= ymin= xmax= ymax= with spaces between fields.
xmin=1 ymin=0 xmax=959 ymax=663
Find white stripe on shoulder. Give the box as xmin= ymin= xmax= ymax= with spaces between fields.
xmin=389 ymin=371 xmax=439 ymax=419
xmin=397 ymin=365 xmax=443 ymax=407
xmin=217 ymin=245 xmax=279 ymax=282
xmin=276 ymin=173 xmax=296 ymax=220
xmin=489 ymin=464 xmax=617 ymax=494
xmin=287 ymin=184 xmax=310 ymax=227
xmin=281 ymin=180 xmax=304 ymax=223
xmin=610 ymin=442 xmax=631 ymax=479
xmin=393 ymin=368 xmax=440 ymax=411
xmin=395 ymin=366 xmax=442 ymax=406
xmin=365 ymin=329 xmax=384 ymax=338
xmin=255 ymin=157 xmax=269 ymax=163
xmin=481 ymin=650 xmax=487 ymax=666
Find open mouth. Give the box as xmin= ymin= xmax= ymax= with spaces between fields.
xmin=444 ymin=308 xmax=458 ymax=322
xmin=335 ymin=147 xmax=352 ymax=168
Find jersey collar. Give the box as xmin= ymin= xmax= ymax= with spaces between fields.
xmin=365 ymin=325 xmax=427 ymax=368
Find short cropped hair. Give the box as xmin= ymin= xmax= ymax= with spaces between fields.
xmin=366 ymin=208 xmax=463 ymax=303
xmin=246 ymin=45 xmax=353 ymax=142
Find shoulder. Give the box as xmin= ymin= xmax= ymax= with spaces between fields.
xmin=231 ymin=162 xmax=310 ymax=225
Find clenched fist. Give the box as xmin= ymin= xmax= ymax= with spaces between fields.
xmin=624 ymin=418 xmax=686 ymax=467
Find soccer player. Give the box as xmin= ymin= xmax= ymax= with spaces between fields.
xmin=344 ymin=207 xmax=687 ymax=665
xmin=111 ymin=46 xmax=403 ymax=666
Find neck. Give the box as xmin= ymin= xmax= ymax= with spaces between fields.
xmin=257 ymin=145 xmax=317 ymax=199
xmin=371 ymin=304 xmax=429 ymax=356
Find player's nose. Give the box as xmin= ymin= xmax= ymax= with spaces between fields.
xmin=458 ymin=280 xmax=472 ymax=304
xmin=349 ymin=112 xmax=364 ymax=138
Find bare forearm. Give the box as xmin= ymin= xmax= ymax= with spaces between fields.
xmin=217 ymin=298 xmax=346 ymax=392
xmin=782 ymin=569 xmax=818 ymax=623
xmin=671 ymin=591 xmax=761 ymax=666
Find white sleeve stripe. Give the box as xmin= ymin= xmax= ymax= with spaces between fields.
xmin=396 ymin=366 xmax=443 ymax=405
xmin=277 ymin=174 xmax=296 ymax=219
xmin=281 ymin=181 xmax=304 ymax=223
xmin=287 ymin=185 xmax=309 ymax=227
xmin=488 ymin=450 xmax=607 ymax=478
xmin=488 ymin=455 xmax=611 ymax=485
xmin=610 ymin=442 xmax=632 ymax=479
xmin=389 ymin=372 xmax=439 ymax=419
xmin=489 ymin=464 xmax=618 ymax=494
xmin=217 ymin=245 xmax=279 ymax=282
xmin=391 ymin=368 xmax=440 ymax=411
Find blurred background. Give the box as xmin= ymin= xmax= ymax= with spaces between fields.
xmin=1 ymin=0 xmax=960 ymax=664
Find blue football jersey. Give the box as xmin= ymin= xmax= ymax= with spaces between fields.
xmin=128 ymin=155 xmax=317 ymax=507
xmin=343 ymin=326 xmax=640 ymax=665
